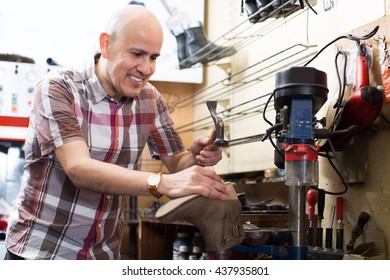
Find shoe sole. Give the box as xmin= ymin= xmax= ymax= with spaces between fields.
xmin=155 ymin=194 xmax=200 ymax=219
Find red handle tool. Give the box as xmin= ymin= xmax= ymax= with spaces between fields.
xmin=306 ymin=189 xmax=318 ymax=247
xmin=307 ymin=189 xmax=318 ymax=221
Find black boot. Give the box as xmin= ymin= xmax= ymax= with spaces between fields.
xmin=184 ymin=24 xmax=237 ymax=67
xmin=184 ymin=25 xmax=211 ymax=66
xmin=272 ymin=0 xmax=287 ymax=9
xmin=172 ymin=31 xmax=193 ymax=69
xmin=256 ymin=0 xmax=273 ymax=20
xmin=244 ymin=0 xmax=261 ymax=23
xmin=271 ymin=0 xmax=295 ymax=17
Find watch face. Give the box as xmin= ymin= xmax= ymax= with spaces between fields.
xmin=148 ymin=175 xmax=160 ymax=186
xmin=147 ymin=173 xmax=162 ymax=198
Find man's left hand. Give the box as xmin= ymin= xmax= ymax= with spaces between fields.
xmin=190 ymin=135 xmax=223 ymax=166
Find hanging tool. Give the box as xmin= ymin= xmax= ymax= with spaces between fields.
xmin=206 ymin=101 xmax=229 ymax=147
xmin=328 ymin=42 xmax=383 ymax=150
xmin=378 ymin=35 xmax=390 ymax=103
xmin=346 ymin=211 xmax=370 ymax=252
xmin=316 ymin=189 xmax=325 ymax=249
xmin=306 ymin=189 xmax=318 ymax=247
xmin=355 ymin=43 xmax=370 ymax=91
xmin=335 ymin=197 xmax=344 ymax=251
xmin=325 ymin=205 xmax=335 ymax=250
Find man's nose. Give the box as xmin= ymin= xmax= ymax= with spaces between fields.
xmin=136 ymin=57 xmax=154 ymax=76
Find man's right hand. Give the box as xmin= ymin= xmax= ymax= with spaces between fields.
xmin=157 ymin=165 xmax=230 ymax=200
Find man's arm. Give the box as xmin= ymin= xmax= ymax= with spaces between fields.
xmin=55 ymin=139 xmax=229 ymax=199
xmin=55 ymin=140 xmax=152 ymax=196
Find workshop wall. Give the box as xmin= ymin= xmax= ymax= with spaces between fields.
xmin=196 ymin=0 xmax=390 ymax=258
xmin=318 ymin=16 xmax=390 ymax=260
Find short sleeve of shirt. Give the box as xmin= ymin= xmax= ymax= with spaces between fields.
xmin=33 ymin=72 xmax=84 ymax=156
xmin=146 ymin=87 xmax=186 ymax=158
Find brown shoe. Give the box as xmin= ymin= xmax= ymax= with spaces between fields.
xmin=155 ymin=185 xmax=245 ymax=253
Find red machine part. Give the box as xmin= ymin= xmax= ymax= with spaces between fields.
xmin=283 ymin=144 xmax=320 ymax=161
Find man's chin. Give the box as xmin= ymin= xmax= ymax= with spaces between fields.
xmin=124 ymin=88 xmax=142 ymax=98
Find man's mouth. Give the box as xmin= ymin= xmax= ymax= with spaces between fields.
xmin=129 ymin=75 xmax=142 ymax=82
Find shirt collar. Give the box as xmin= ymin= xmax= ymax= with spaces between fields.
xmin=87 ymin=53 xmax=108 ymax=104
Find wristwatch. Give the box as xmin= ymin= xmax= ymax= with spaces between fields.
xmin=147 ymin=172 xmax=163 ymax=198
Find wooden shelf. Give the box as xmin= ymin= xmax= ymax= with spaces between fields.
xmin=137 ymin=213 xmax=288 ymax=260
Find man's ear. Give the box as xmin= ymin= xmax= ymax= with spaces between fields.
xmin=99 ymin=33 xmax=110 ymax=58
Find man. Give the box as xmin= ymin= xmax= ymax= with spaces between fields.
xmin=5 ymin=5 xmax=229 ymax=260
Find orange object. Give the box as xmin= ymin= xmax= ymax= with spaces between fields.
xmin=382 ymin=65 xmax=390 ymax=103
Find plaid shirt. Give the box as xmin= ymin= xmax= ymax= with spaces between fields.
xmin=5 ymin=56 xmax=186 ymax=259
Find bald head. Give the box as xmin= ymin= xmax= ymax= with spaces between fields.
xmin=96 ymin=5 xmax=164 ymax=100
xmin=105 ymin=5 xmax=163 ymax=42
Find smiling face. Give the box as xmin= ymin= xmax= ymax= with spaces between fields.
xmin=97 ymin=6 xmax=163 ymax=101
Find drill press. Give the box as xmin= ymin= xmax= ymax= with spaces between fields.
xmin=272 ymin=66 xmax=328 ymax=259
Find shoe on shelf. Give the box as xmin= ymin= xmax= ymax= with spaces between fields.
xmin=256 ymin=0 xmax=274 ymax=21
xmin=244 ymin=0 xmax=261 ymax=23
xmin=172 ymin=31 xmax=193 ymax=69
xmin=272 ymin=0 xmax=287 ymax=9
xmin=174 ymin=22 xmax=236 ymax=69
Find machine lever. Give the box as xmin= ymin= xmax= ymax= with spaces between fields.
xmin=313 ymin=125 xmax=358 ymax=139
xmin=316 ymin=189 xmax=326 ymax=248
xmin=336 ymin=197 xmax=344 ymax=251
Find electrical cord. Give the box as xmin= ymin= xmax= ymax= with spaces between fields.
xmin=260 ymin=122 xmax=285 ymax=159
xmin=333 ymin=51 xmax=348 ymax=112
xmin=304 ymin=0 xmax=317 ymax=15
xmin=380 ymin=113 xmax=390 ymax=125
xmin=308 ymin=137 xmax=349 ymax=195
xmin=263 ymin=91 xmax=275 ymax=127
xmin=304 ymin=25 xmax=379 ymax=67
xmin=324 ymin=141 xmax=349 ymax=195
